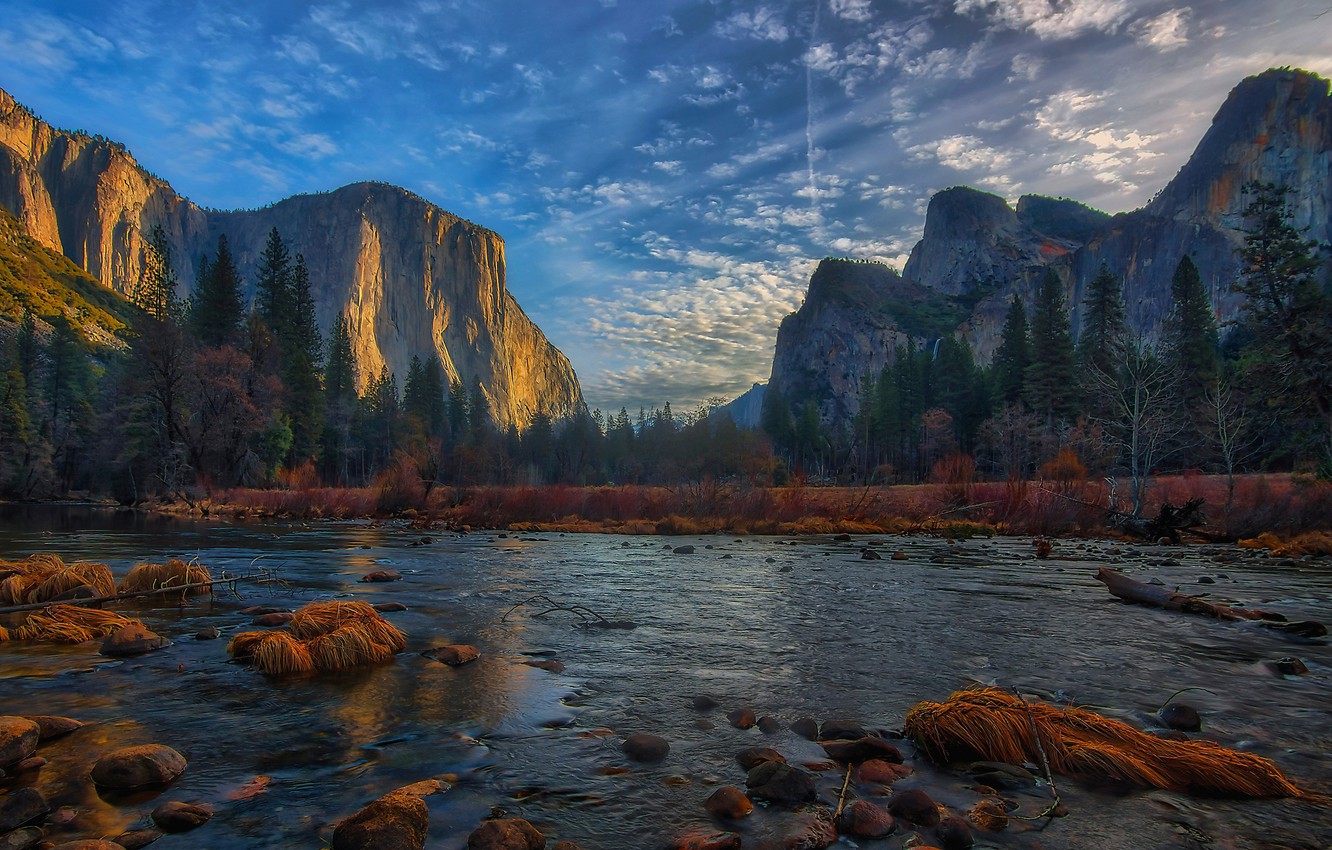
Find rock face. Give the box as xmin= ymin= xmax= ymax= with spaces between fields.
xmin=0 ymin=87 xmax=584 ymax=428
xmin=768 ymin=67 xmax=1332 ymax=428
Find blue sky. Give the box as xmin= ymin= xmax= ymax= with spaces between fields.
xmin=1 ymin=1 xmax=1328 ymax=414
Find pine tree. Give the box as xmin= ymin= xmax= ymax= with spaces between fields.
xmin=1163 ymin=255 xmax=1219 ymax=421
xmin=321 ymin=312 xmax=358 ymax=482
xmin=1024 ymin=269 xmax=1080 ymax=428
xmin=133 ymin=225 xmax=178 ymax=321
xmin=1078 ymin=262 xmax=1128 ymax=378
xmin=447 ymin=377 xmax=468 ymax=438
xmin=993 ymin=296 xmax=1030 ymax=405
xmin=191 ymin=235 xmax=244 ymax=347
xmin=255 ymin=227 xmax=292 ymax=334
xmin=289 ymin=254 xmax=322 ymax=365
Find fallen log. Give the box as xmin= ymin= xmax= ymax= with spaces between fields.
xmin=1094 ymin=568 xmax=1326 ymax=638
xmin=0 ymin=573 xmax=262 ymax=616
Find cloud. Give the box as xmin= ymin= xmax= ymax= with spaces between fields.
xmin=1034 ymin=89 xmax=1163 ymax=189
xmin=1132 ymin=8 xmax=1191 ymax=52
xmin=954 ymin=0 xmax=1132 ymax=40
xmin=904 ymin=134 xmax=1019 ymax=193
xmin=829 ymin=0 xmax=874 ymax=24
xmin=716 ymin=7 xmax=791 ymax=42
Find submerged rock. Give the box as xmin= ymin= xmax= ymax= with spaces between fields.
xmin=821 ymin=736 xmax=902 ymax=764
xmin=672 ymin=832 xmax=741 ymax=850
xmin=360 ymin=570 xmax=402 ymax=583
xmin=0 ymin=827 xmax=43 ymax=850
xmin=967 ymin=799 xmax=1009 ymax=831
xmin=21 ymin=715 xmax=83 ymax=741
xmin=888 ymin=789 xmax=940 ymax=826
xmin=692 ymin=695 xmax=720 ymax=711
xmin=1158 ymin=703 xmax=1202 ymax=732
xmin=937 ymin=812 xmax=975 ymax=849
xmin=623 ymin=733 xmax=670 ymax=762
xmin=858 ymin=759 xmax=913 ymax=784
xmin=705 ymin=785 xmax=753 ymax=819
xmin=745 ymin=760 xmax=816 ymax=805
xmin=194 ymin=627 xmax=221 ymax=640
xmin=0 ymin=717 xmax=40 ymax=766
xmin=0 ymin=787 xmax=49 ymax=833
xmin=673 ymin=546 xmax=696 ymax=555
xmin=736 ymin=747 xmax=785 ymax=771
xmin=48 ymin=842 xmax=127 ymax=850
xmin=250 ymin=612 xmax=294 ymax=627
xmin=111 ymin=830 xmax=163 ymax=850
xmin=333 ymin=791 xmax=429 ymax=850
xmin=423 ymin=645 xmax=480 ymax=666
xmin=818 ymin=719 xmax=867 ymax=740
xmin=466 ymin=817 xmax=544 ymax=850
xmin=757 ymin=715 xmax=782 ymax=734
xmin=151 ymin=801 xmax=212 ymax=833
xmin=727 ymin=708 xmax=756 ymax=730
xmin=91 ymin=744 xmax=187 ymax=789
xmin=777 ymin=808 xmax=837 ymax=849
xmin=789 ymin=717 xmax=819 ymax=740
xmin=373 ymin=602 xmax=409 ymax=612
xmin=836 ymin=800 xmax=895 ymax=838
xmin=100 ymin=624 xmax=172 ymax=657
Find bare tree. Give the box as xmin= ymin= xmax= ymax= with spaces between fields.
xmin=1203 ymin=376 xmax=1258 ymax=521
xmin=1086 ymin=340 xmax=1189 ymax=516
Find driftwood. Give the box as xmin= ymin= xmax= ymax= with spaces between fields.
xmin=0 ymin=573 xmax=262 ymax=616
xmin=500 ymin=594 xmax=636 ymax=629
xmin=1095 ymin=567 xmax=1326 ymax=638
xmin=1110 ymin=497 xmax=1209 ymax=542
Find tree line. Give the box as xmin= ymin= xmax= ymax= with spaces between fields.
xmin=0 ymin=183 xmax=1327 ymax=507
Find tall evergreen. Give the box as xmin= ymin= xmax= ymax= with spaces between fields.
xmin=1078 ymin=262 xmax=1128 ymax=378
xmin=288 ymin=254 xmax=322 ymax=366
xmin=1024 ymin=269 xmax=1080 ymax=427
xmin=255 ymin=227 xmax=292 ymax=333
xmin=321 ymin=312 xmax=358 ymax=482
xmin=191 ymin=235 xmax=244 ymax=347
xmin=133 ymin=225 xmax=178 ymax=321
xmin=1163 ymin=255 xmax=1219 ymax=418
xmin=281 ymin=253 xmax=324 ymax=464
xmin=993 ymin=296 xmax=1030 ymax=405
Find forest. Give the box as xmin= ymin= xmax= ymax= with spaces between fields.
xmin=0 ymin=184 xmax=1328 ymax=527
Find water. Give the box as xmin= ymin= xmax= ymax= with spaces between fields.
xmin=1 ymin=505 xmax=1329 ymax=849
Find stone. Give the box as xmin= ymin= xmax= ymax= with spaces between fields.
xmin=888 ymin=788 xmax=941 ymax=826
xmin=333 ymin=791 xmax=429 ymax=850
xmin=833 ymin=533 xmax=851 ymax=541
xmin=673 ymin=546 xmax=696 ymax=555
xmin=776 ymin=809 xmax=837 ymax=849
xmin=937 ymin=813 xmax=975 ymax=849
xmin=0 ymin=827 xmax=42 ymax=850
xmin=623 ymin=733 xmax=669 ymax=762
xmin=1197 ymin=576 xmax=1216 ymax=584
xmin=100 ymin=624 xmax=172 ymax=657
xmin=151 ymin=801 xmax=213 ymax=833
xmin=551 ymin=843 xmax=581 ymax=850
xmin=892 ymin=551 xmax=908 ymax=560
xmin=818 ymin=719 xmax=867 ymax=740
xmin=1158 ymin=703 xmax=1202 ymax=732
xmin=789 ymin=717 xmax=818 ymax=740
xmin=744 ymin=760 xmax=816 ymax=805
xmin=394 ymin=779 xmax=447 ymax=797
xmin=705 ymin=785 xmax=753 ymax=819
xmin=967 ymin=761 xmax=1036 ymax=790
xmin=239 ymin=605 xmax=288 ymax=615
xmin=861 ymin=549 xmax=882 ymax=560
xmin=524 ymin=659 xmax=565 ymax=673
xmin=727 ymin=708 xmax=756 ymax=730
xmin=374 ymin=602 xmax=409 ymax=612
xmin=692 ymin=695 xmax=720 ymax=711
xmin=967 ymin=800 xmax=1009 ymax=831
xmin=735 ymin=747 xmax=784 ymax=771
xmin=672 ymin=832 xmax=741 ymax=850
xmin=13 ymin=756 xmax=45 ymax=772
xmin=0 ymin=787 xmax=49 ymax=833
xmin=112 ymin=831 xmax=163 ymax=850
xmin=22 ymin=714 xmax=83 ymax=741
xmin=361 ymin=570 xmax=402 ymax=582
xmin=91 ymin=744 xmax=187 ymax=789
xmin=466 ymin=817 xmax=545 ymax=850
xmin=857 ymin=759 xmax=913 ymax=784
xmin=1266 ymin=656 xmax=1309 ymax=676
xmin=51 ymin=583 xmax=99 ymax=601
xmin=820 ymin=736 xmax=902 ymax=764
xmin=48 ymin=843 xmax=127 ymax=850
xmin=836 ymin=800 xmax=895 ymax=838
xmin=756 ymin=715 xmax=782 ymax=734
xmin=424 ymin=645 xmax=480 ymax=666
xmin=0 ymin=716 xmax=40 ymax=766
xmin=251 ymin=612 xmax=294 ymax=626
xmin=194 ymin=627 xmax=220 ymax=640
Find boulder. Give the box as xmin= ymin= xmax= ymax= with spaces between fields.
xmin=332 ymin=791 xmax=429 ymax=850
xmin=466 ymin=817 xmax=545 ymax=850
xmin=424 ymin=645 xmax=480 ymax=666
xmin=22 ymin=715 xmax=83 ymax=741
xmin=0 ymin=787 xmax=49 ymax=833
xmin=0 ymin=717 xmax=40 ymax=766
xmin=887 ymin=788 xmax=940 ymax=826
xmin=817 ymin=719 xmax=867 ymax=740
xmin=704 ymin=785 xmax=753 ymax=819
xmin=1266 ymin=656 xmax=1309 ymax=676
xmin=151 ymin=801 xmax=213 ymax=833
xmin=820 ymin=736 xmax=902 ymax=764
xmin=789 ymin=717 xmax=819 ymax=740
xmin=735 ymin=747 xmax=784 ymax=771
xmin=194 ymin=627 xmax=221 ymax=640
xmin=91 ymin=744 xmax=187 ymax=789
xmin=858 ymin=759 xmax=913 ymax=784
xmin=622 ymin=733 xmax=669 ymax=762
xmin=937 ymin=812 xmax=975 ymax=849
xmin=727 ymin=708 xmax=756 ymax=730
xmin=692 ymin=695 xmax=720 ymax=711
xmin=239 ymin=606 xmax=288 ymax=615
xmin=672 ymin=546 xmax=695 ymax=555
xmin=48 ymin=843 xmax=127 ymax=850
xmin=360 ymin=570 xmax=402 ymax=583
xmin=776 ymin=809 xmax=837 ymax=849
xmin=1158 ymin=703 xmax=1202 ymax=732
xmin=892 ymin=551 xmax=908 ymax=560
xmin=744 ymin=760 xmax=816 ymax=805
xmin=112 ymin=830 xmax=163 ymax=850
xmin=836 ymin=800 xmax=895 ymax=838
xmin=250 ymin=612 xmax=293 ymax=626
xmin=756 ymin=715 xmax=782 ymax=734
xmin=393 ymin=779 xmax=447 ymax=797
xmin=0 ymin=827 xmax=42 ymax=850
xmin=373 ymin=602 xmax=409 ymax=612
xmin=671 ymin=833 xmax=741 ymax=850
xmin=100 ymin=624 xmax=171 ymax=657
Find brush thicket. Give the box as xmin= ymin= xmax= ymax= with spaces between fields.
xmin=118 ymin=559 xmax=212 ymax=594
xmin=904 ymin=688 xmax=1304 ymax=798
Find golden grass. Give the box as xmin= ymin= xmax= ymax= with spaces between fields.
xmin=1239 ymin=531 xmax=1332 ymax=558
xmin=903 ymin=688 xmax=1303 ymax=799
xmin=1 ymin=604 xmax=142 ymax=644
xmin=118 ymin=559 xmax=212 ymax=594
xmin=26 ymin=561 xmax=115 ymax=603
xmin=230 ymin=600 xmax=405 ymax=674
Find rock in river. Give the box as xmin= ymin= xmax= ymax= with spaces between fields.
xmin=423 ymin=645 xmax=480 ymax=666
xmin=745 ymin=760 xmax=816 ymax=805
xmin=821 ymin=736 xmax=902 ymax=764
xmin=151 ymin=801 xmax=213 ymax=832
xmin=21 ymin=715 xmax=83 ymax=741
xmin=836 ymin=800 xmax=895 ymax=838
xmin=727 ymin=708 xmax=756 ymax=730
xmin=623 ymin=733 xmax=670 ymax=762
xmin=360 ymin=570 xmax=402 ymax=583
xmin=100 ymin=624 xmax=171 ymax=657
xmin=467 ymin=817 xmax=545 ymax=850
xmin=705 ymin=785 xmax=753 ymax=819
xmin=332 ymin=791 xmax=428 ymax=850
xmin=0 ymin=716 xmax=40 ymax=766
xmin=91 ymin=744 xmax=187 ymax=789
xmin=0 ymin=827 xmax=43 ymax=850
xmin=0 ymin=787 xmax=49 ymax=833
xmin=1158 ymin=703 xmax=1202 ymax=732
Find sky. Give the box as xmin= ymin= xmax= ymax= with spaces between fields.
xmin=0 ymin=1 xmax=1329 ymax=415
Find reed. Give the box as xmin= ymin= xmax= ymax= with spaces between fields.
xmin=117 ymin=559 xmax=212 ymax=594
xmin=230 ymin=600 xmax=405 ymax=674
xmin=227 ymin=631 xmax=269 ymax=659
xmin=904 ymin=688 xmax=1304 ymax=798
xmin=9 ymin=604 xmax=141 ymax=644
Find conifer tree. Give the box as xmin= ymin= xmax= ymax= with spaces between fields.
xmin=993 ymin=296 xmax=1030 ymax=405
xmin=1163 ymin=255 xmax=1219 ymax=422
xmin=321 ymin=312 xmax=358 ymax=482
xmin=255 ymin=227 xmax=292 ymax=334
xmin=191 ymin=235 xmax=244 ymax=347
xmin=1024 ymin=269 xmax=1080 ymax=427
xmin=133 ymin=225 xmax=178 ymax=321
xmin=1078 ymin=262 xmax=1128 ymax=378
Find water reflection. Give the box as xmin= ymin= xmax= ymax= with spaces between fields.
xmin=0 ymin=511 xmax=1328 ymax=848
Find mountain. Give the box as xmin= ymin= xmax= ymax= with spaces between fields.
xmin=712 ymin=382 xmax=766 ymax=428
xmin=768 ymin=67 xmax=1331 ymax=423
xmin=0 ymin=86 xmax=584 ymax=427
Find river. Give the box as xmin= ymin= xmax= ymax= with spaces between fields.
xmin=1 ymin=505 xmax=1328 ymax=849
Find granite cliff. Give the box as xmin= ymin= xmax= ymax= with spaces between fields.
xmin=0 ymin=86 xmax=583 ymax=428
xmin=768 ymin=67 xmax=1331 ymax=424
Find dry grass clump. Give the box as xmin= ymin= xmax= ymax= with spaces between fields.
xmin=904 ymin=688 xmax=1304 ymax=799
xmin=1238 ymin=531 xmax=1332 ymax=558
xmin=229 ymin=600 xmax=405 ymax=675
xmin=118 ymin=559 xmax=212 ymax=594
xmin=0 ymin=554 xmax=115 ymax=605
xmin=0 ymin=604 xmax=142 ymax=644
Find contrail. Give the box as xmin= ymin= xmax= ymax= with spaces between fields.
xmin=805 ymin=0 xmax=821 ymax=214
